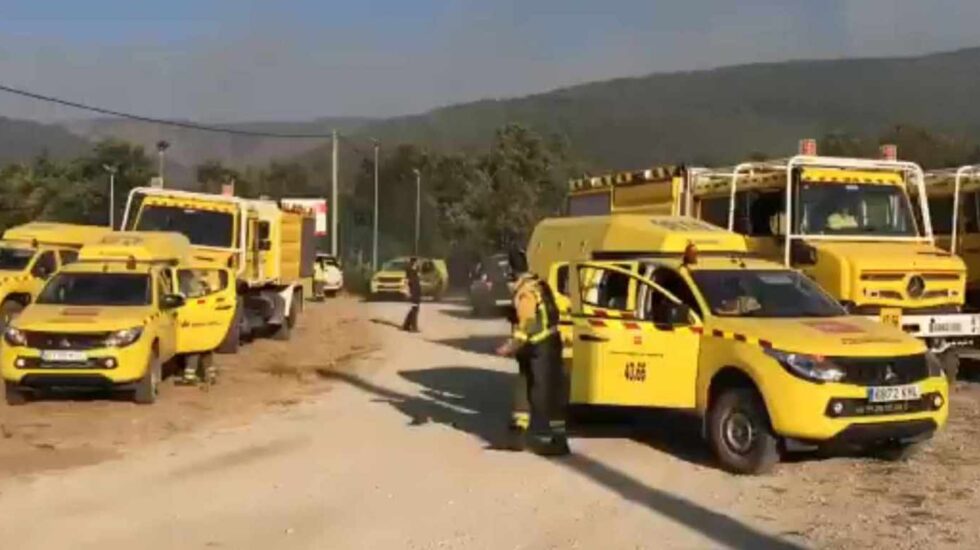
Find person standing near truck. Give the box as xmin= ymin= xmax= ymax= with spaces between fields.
xmin=402 ymin=257 xmax=422 ymax=332
xmin=496 ymin=248 xmax=569 ymax=456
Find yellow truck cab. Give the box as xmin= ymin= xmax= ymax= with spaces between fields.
xmin=569 ymin=155 xmax=980 ymax=379
xmin=370 ymin=256 xmax=449 ymax=300
xmin=532 ymin=215 xmax=948 ymax=474
xmin=0 ymin=232 xmax=237 ymax=405
xmin=0 ymin=223 xmax=111 ymax=329
xmin=121 ymin=188 xmax=317 ymax=350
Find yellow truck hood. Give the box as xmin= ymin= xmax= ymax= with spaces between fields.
xmin=373 ymin=270 xmax=405 ymax=280
xmin=810 ymin=241 xmax=964 ymax=273
xmin=187 ymin=249 xmax=235 ymax=269
xmin=709 ymin=315 xmax=925 ymax=357
xmin=13 ymin=305 xmax=157 ymax=333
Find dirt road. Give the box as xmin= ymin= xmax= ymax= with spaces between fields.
xmin=1 ymin=298 xmax=979 ymax=549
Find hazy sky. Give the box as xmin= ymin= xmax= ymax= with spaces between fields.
xmin=1 ymin=0 xmax=979 ymax=122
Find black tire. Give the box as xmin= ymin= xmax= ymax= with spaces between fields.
xmin=0 ymin=300 xmax=25 ymax=332
xmin=134 ymin=353 xmax=161 ymax=404
xmin=325 ymin=290 xmax=338 ymax=298
xmin=870 ymin=441 xmax=924 ymax=462
xmin=707 ymin=388 xmax=780 ymax=475
xmin=939 ymin=350 xmax=959 ymax=381
xmin=217 ymin=299 xmax=243 ymax=354
xmin=4 ymin=382 xmax=27 ymax=406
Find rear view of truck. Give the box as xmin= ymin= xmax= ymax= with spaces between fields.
xmin=121 ymin=188 xmax=317 ymax=352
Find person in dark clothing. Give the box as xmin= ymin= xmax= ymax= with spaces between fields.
xmin=496 ymin=248 xmax=569 ymax=456
xmin=402 ymin=257 xmax=422 ymax=332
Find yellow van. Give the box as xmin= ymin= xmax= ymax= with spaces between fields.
xmin=531 ymin=215 xmax=948 ymax=474
xmin=0 ymin=223 xmax=111 ymax=329
xmin=1 ymin=232 xmax=236 ymax=405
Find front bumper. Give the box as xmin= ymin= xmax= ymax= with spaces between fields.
xmin=865 ymin=311 xmax=980 ymax=340
xmin=1 ymin=343 xmax=150 ymax=387
xmin=371 ymin=281 xmax=408 ymax=298
xmin=764 ymin=372 xmax=948 ymax=443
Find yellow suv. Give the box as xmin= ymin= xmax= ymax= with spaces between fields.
xmin=1 ymin=232 xmax=236 ymax=405
xmin=532 ymin=215 xmax=948 ymax=474
xmin=0 ymin=223 xmax=111 ymax=329
xmin=370 ymin=257 xmax=448 ymax=300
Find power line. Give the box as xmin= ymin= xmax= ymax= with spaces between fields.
xmin=0 ymin=83 xmax=336 ymax=139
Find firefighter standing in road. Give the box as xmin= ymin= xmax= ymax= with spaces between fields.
xmin=402 ymin=257 xmax=422 ymax=332
xmin=496 ymin=248 xmax=569 ymax=456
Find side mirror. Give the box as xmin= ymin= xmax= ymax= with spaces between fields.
xmin=259 ymin=239 xmax=272 ymax=251
xmin=789 ymin=240 xmax=817 ymax=266
xmin=161 ymin=293 xmax=186 ymax=310
xmin=653 ymin=302 xmax=691 ymax=326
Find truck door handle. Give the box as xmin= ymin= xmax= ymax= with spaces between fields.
xmin=579 ymin=334 xmax=609 ymax=343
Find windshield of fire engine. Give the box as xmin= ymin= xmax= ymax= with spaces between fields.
xmin=796 ymin=182 xmax=917 ymax=237
xmin=135 ymin=205 xmax=235 ymax=248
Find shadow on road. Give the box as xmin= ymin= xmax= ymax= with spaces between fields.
xmin=317 ymin=365 xmax=804 ymax=550
xmin=430 ymin=336 xmax=503 ymax=356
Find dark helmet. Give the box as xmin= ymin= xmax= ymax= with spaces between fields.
xmin=508 ymin=247 xmax=529 ymax=274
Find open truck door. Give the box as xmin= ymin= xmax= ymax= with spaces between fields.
xmin=174 ymin=267 xmax=238 ymax=354
xmin=568 ymin=261 xmax=702 ymax=408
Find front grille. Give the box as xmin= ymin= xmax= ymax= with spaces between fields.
xmin=830 ymin=354 xmax=929 ymax=386
xmin=24 ymin=332 xmax=108 ymax=350
xmin=825 ymin=393 xmax=940 ymax=418
xmin=377 ymin=277 xmax=403 ymax=284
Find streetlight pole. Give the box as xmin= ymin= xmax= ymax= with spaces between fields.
xmin=156 ymin=140 xmax=170 ymax=187
xmin=372 ymin=140 xmax=380 ymax=271
xmin=102 ymin=164 xmax=117 ymax=229
xmin=331 ymin=130 xmax=339 ymax=257
xmin=412 ymin=168 xmax=421 ymax=256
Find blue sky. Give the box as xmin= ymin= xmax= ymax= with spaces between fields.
xmin=0 ymin=0 xmax=978 ymax=122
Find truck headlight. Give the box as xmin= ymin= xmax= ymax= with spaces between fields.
xmin=3 ymin=327 xmax=26 ymax=347
xmin=104 ymin=327 xmax=143 ymax=348
xmin=765 ymin=348 xmax=845 ymax=383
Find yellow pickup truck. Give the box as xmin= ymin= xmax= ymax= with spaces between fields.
xmin=1 ymin=232 xmax=236 ymax=405
xmin=530 ymin=215 xmax=948 ymax=474
xmin=370 ymin=257 xmax=448 ymax=300
xmin=0 ymin=223 xmax=110 ymax=329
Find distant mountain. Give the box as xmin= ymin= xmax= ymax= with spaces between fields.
xmin=340 ymin=47 xmax=980 ymax=170
xmin=64 ymin=116 xmax=373 ymax=171
xmin=0 ymin=117 xmax=91 ymax=164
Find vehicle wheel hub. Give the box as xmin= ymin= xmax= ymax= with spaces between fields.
xmin=723 ymin=410 xmax=756 ymax=454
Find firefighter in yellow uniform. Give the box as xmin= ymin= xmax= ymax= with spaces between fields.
xmin=496 ymin=248 xmax=570 ymax=456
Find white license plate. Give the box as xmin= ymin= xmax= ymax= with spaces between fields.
xmin=40 ymin=350 xmax=87 ymax=362
xmin=868 ymin=384 xmax=921 ymax=403
xmin=932 ymin=322 xmax=962 ymax=333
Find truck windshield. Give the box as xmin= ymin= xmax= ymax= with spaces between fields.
xmin=37 ymin=273 xmax=152 ymax=306
xmin=135 ymin=205 xmax=235 ymax=248
xmin=797 ymin=182 xmax=917 ymax=237
xmin=691 ymin=270 xmax=845 ymax=318
xmin=0 ymin=247 xmax=35 ymax=271
xmin=383 ymin=259 xmax=409 ymax=271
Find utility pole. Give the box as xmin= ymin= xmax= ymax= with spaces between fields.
xmin=156 ymin=140 xmax=169 ymax=187
xmin=372 ymin=140 xmax=380 ymax=271
xmin=102 ymin=164 xmax=117 ymax=229
xmin=412 ymin=168 xmax=421 ymax=256
xmin=331 ymin=130 xmax=339 ymax=257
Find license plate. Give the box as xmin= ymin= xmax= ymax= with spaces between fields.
xmin=40 ymin=350 xmax=87 ymax=362
xmin=931 ymin=322 xmax=962 ymax=333
xmin=879 ymin=308 xmax=901 ymax=328
xmin=868 ymin=384 xmax=921 ymax=403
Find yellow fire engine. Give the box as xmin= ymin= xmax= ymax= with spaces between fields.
xmin=568 ymin=152 xmax=979 ymax=379
xmin=121 ymin=188 xmax=317 ymax=351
